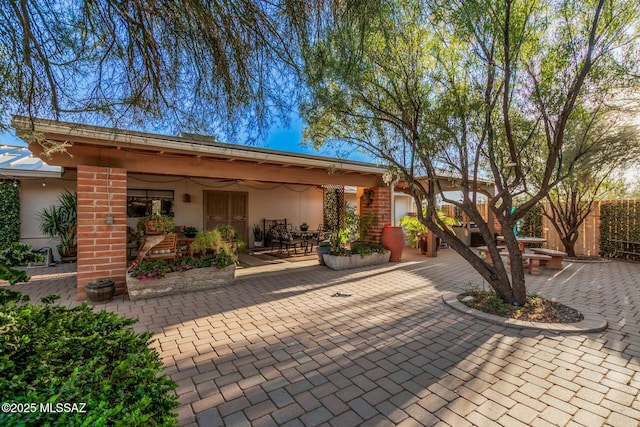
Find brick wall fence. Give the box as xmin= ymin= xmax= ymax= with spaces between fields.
xmin=76 ymin=166 xmax=127 ymax=300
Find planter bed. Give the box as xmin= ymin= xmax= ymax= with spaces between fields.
xmin=322 ymin=251 xmax=391 ymax=271
xmin=126 ymin=264 xmax=236 ymax=300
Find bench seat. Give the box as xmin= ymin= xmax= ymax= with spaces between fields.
xmin=500 ymin=252 xmax=552 ymax=276
xmin=530 ymin=248 xmax=567 ymax=270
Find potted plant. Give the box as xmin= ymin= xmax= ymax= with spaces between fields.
xmin=215 ymin=225 xmax=245 ymax=254
xmin=38 ymin=190 xmax=77 ymax=261
xmin=191 ymin=229 xmax=224 ymax=255
xmin=399 ymin=210 xmax=460 ymax=254
xmin=139 ymin=214 xmax=174 ymax=235
xmin=322 ymin=243 xmax=390 ymax=270
xmin=253 ymin=224 xmax=264 ymax=247
xmin=316 ymin=240 xmax=332 ymax=265
xmin=183 ymin=226 xmax=198 ymax=238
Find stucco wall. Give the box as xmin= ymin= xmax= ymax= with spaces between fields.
xmin=19 ymin=172 xmax=76 ymax=260
xmin=394 ymin=193 xmax=415 ymax=225
xmin=126 ymin=175 xmax=325 ymax=246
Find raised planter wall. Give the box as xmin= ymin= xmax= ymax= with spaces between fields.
xmin=322 ymin=251 xmax=391 ymax=271
xmin=126 ymin=265 xmax=236 ymax=300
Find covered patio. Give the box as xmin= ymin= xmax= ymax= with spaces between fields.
xmin=13 ymin=116 xmax=397 ymax=300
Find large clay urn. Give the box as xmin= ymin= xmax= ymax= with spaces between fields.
xmin=381 ymin=226 xmax=405 ymax=262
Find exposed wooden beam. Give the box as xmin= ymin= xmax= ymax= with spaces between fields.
xmin=28 ymin=142 xmax=385 ymax=187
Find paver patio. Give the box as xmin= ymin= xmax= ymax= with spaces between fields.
xmin=11 ymin=248 xmax=640 ymax=426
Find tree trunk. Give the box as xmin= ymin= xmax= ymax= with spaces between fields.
xmin=434 ymin=225 xmax=525 ymax=305
xmin=561 ymin=232 xmax=579 ymax=258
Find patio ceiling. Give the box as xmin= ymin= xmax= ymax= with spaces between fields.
xmin=12 ymin=116 xmax=386 ymax=188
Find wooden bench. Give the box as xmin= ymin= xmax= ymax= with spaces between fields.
xmin=144 ymin=233 xmax=178 ymax=261
xmin=609 ymin=239 xmax=640 ymax=259
xmin=127 ymin=233 xmax=178 ymax=272
xmin=530 ymin=248 xmax=567 ymax=270
xmin=501 ymin=252 xmax=551 ymax=276
xmin=476 ymin=246 xmax=505 ymax=265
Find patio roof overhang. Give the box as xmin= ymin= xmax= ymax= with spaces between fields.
xmin=395 ymin=174 xmax=495 ymax=199
xmin=12 ymin=116 xmax=386 ymax=187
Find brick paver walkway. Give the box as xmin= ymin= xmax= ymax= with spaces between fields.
xmin=12 ymin=249 xmax=640 ymax=426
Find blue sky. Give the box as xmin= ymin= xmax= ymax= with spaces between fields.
xmin=264 ymin=118 xmax=374 ymax=163
xmin=2 ymin=118 xmax=377 ymax=164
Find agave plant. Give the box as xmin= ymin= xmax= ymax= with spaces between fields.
xmin=38 ymin=190 xmax=77 ymax=253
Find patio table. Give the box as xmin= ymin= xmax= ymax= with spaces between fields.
xmin=496 ymin=235 xmax=546 ymax=253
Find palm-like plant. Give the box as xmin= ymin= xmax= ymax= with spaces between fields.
xmin=38 ymin=190 xmax=77 ymax=254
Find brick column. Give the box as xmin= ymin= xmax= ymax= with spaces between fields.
xmin=359 ymin=186 xmax=392 ymax=243
xmin=76 ymin=166 xmax=127 ymax=300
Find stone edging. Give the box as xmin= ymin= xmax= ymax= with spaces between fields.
xmin=566 ymin=257 xmax=612 ymax=264
xmin=442 ymin=293 xmax=608 ymax=333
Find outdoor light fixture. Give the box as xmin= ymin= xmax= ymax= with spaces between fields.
xmin=183 ymin=193 xmax=191 ymax=203
xmin=42 ymin=179 xmax=46 ymax=187
xmin=364 ymin=189 xmax=374 ymax=206
xmin=105 ymin=216 xmax=114 ymax=225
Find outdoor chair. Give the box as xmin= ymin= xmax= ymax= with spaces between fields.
xmin=268 ymin=225 xmax=309 ymax=255
xmin=127 ymin=233 xmax=178 ymax=272
xmin=316 ymin=224 xmax=332 ymax=244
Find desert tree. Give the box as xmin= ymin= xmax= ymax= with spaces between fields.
xmin=300 ymin=0 xmax=640 ymax=303
xmin=534 ymin=106 xmax=640 ymax=257
xmin=0 ymin=0 xmax=304 ymax=139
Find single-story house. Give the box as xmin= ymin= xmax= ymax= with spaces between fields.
xmin=10 ymin=117 xmax=423 ymax=300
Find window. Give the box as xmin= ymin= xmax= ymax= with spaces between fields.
xmin=127 ymin=189 xmax=174 ymax=217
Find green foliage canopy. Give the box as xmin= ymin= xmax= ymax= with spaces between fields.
xmin=300 ymin=0 xmax=640 ymax=303
xmin=0 ymin=180 xmax=20 ymax=250
xmin=0 ymin=0 xmax=300 ymax=139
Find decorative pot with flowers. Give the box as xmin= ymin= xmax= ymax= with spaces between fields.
xmin=183 ymin=226 xmax=198 ymax=238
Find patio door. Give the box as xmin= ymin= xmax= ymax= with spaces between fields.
xmin=204 ymin=191 xmax=248 ymax=243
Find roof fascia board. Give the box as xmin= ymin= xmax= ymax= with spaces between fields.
xmin=0 ymin=169 xmax=62 ymax=178
xmin=12 ymin=116 xmax=385 ymax=176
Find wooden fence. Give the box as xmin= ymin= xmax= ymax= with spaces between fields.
xmin=441 ymin=200 xmax=631 ymax=256
xmin=541 ymin=203 xmax=600 ymax=256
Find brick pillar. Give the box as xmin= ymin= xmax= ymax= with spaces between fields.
xmin=77 ymin=166 xmax=127 ymax=300
xmin=359 ymin=186 xmax=392 ymax=243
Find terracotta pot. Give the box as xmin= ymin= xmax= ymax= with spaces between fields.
xmin=381 ymin=226 xmax=405 ymax=262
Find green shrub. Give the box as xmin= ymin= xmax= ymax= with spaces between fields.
xmin=0 ymin=242 xmax=43 ymax=267
xmin=0 ymin=291 xmax=178 ymax=426
xmin=0 ymin=264 xmax=30 ymax=285
xmin=0 ymin=180 xmax=20 ymax=251
xmin=330 ymin=243 xmax=387 ymax=257
xmin=130 ymin=254 xmax=233 ymax=280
